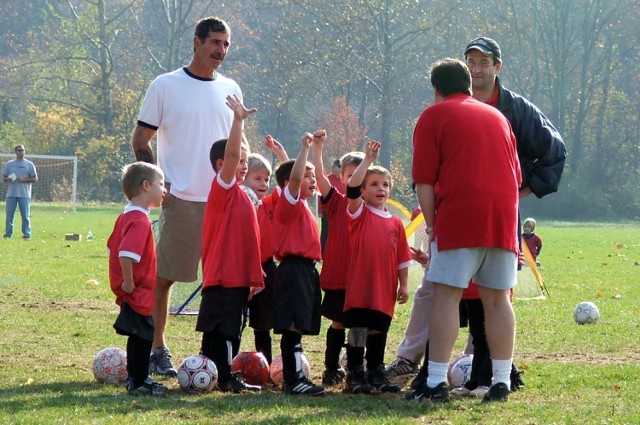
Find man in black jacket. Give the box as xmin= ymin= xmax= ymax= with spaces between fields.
xmin=394 ymin=37 xmax=566 ymax=402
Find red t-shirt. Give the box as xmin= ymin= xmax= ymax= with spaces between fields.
xmin=412 ymin=93 xmax=521 ymax=252
xmin=523 ymin=233 xmax=542 ymax=260
xmin=201 ymin=174 xmax=263 ymax=289
xmin=107 ymin=206 xmax=156 ymax=316
xmin=319 ymin=173 xmax=345 ymax=216
xmin=273 ymin=185 xmax=321 ymax=261
xmin=319 ymin=187 xmax=350 ymax=290
xmin=257 ymin=190 xmax=280 ymax=262
xmin=344 ymin=203 xmax=413 ymax=318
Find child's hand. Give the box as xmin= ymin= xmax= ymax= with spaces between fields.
xmin=265 ymin=134 xmax=282 ymax=151
xmin=121 ymin=280 xmax=135 ymax=294
xmin=397 ymin=286 xmax=409 ymax=304
xmin=364 ymin=140 xmax=381 ymax=161
xmin=410 ymin=247 xmax=430 ymax=267
xmin=226 ymin=94 xmax=257 ymax=121
xmin=301 ymin=132 xmax=313 ymax=148
xmin=312 ymin=130 xmax=327 ymax=146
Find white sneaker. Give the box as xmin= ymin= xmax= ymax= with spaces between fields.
xmin=451 ymin=386 xmax=472 ymax=397
xmin=470 ymin=386 xmax=490 ymax=398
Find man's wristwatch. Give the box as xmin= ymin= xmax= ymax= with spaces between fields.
xmin=425 ymin=226 xmax=434 ymax=235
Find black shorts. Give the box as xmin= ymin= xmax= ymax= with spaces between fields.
xmin=272 ymin=256 xmax=322 ymax=335
xmin=321 ymin=289 xmax=346 ymax=323
xmin=343 ymin=308 xmax=392 ymax=333
xmin=195 ymin=286 xmax=250 ymax=338
xmin=113 ymin=302 xmax=154 ymax=341
xmin=249 ymin=259 xmax=277 ymax=331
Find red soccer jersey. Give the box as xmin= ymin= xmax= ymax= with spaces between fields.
xmin=273 ymin=185 xmax=321 ymax=261
xmin=412 ymin=93 xmax=521 ymax=253
xmin=107 ymin=206 xmax=156 ymax=316
xmin=319 ymin=187 xmax=350 ymax=290
xmin=523 ymin=233 xmax=542 ymax=260
xmin=344 ymin=203 xmax=413 ymax=318
xmin=201 ymin=174 xmax=263 ymax=289
xmin=257 ymin=190 xmax=280 ymax=262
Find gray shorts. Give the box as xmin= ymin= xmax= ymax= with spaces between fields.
xmin=156 ymin=194 xmax=206 ymax=283
xmin=426 ymin=239 xmax=517 ymax=290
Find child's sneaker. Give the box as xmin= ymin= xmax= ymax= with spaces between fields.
xmin=405 ymin=381 xmax=449 ymax=403
xmin=149 ymin=346 xmax=177 ymax=377
xmin=450 ymin=386 xmax=472 ymax=397
xmin=367 ymin=365 xmax=401 ymax=393
xmin=383 ymin=357 xmax=418 ymax=378
xmin=217 ymin=374 xmax=261 ymax=393
xmin=470 ymin=386 xmax=489 ymax=398
xmin=345 ymin=368 xmax=376 ymax=394
xmin=322 ymin=366 xmax=346 ymax=386
xmin=482 ymin=383 xmax=510 ymax=402
xmin=127 ymin=378 xmax=168 ymax=397
xmin=283 ymin=376 xmax=325 ymax=396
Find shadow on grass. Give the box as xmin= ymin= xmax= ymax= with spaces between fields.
xmin=0 ymin=379 xmax=465 ymax=423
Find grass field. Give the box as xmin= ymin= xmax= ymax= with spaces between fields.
xmin=1 ymin=204 xmax=639 ymax=424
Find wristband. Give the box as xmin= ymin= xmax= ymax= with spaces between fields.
xmin=347 ymin=185 xmax=361 ymax=199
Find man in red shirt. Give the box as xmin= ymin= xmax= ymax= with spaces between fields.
xmin=411 ymin=58 xmax=521 ymax=403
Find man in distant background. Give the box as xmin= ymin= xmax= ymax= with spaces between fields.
xmin=3 ymin=144 xmax=38 ymax=240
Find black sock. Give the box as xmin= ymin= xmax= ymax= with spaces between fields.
xmin=127 ymin=334 xmax=152 ymax=387
xmin=417 ymin=340 xmax=429 ymax=380
xmin=202 ymin=331 xmax=233 ymax=382
xmin=324 ymin=327 xmax=345 ymax=370
xmin=254 ymin=330 xmax=272 ymax=364
xmin=280 ymin=330 xmax=302 ymax=384
xmin=365 ymin=332 xmax=387 ymax=371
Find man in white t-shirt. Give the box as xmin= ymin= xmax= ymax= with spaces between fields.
xmin=131 ymin=16 xmax=242 ymax=377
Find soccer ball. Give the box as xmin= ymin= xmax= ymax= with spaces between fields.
xmin=447 ymin=354 xmax=473 ymax=388
xmin=339 ymin=348 xmax=367 ymax=372
xmin=93 ymin=347 xmax=128 ymax=384
xmin=574 ymin=301 xmax=600 ymax=324
xmin=269 ymin=353 xmax=311 ymax=386
xmin=231 ymin=351 xmax=270 ymax=385
xmin=177 ymin=354 xmax=218 ymax=393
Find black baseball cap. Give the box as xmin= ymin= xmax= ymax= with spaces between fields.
xmin=465 ymin=37 xmax=502 ymax=62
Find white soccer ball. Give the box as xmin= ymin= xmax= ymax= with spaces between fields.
xmin=177 ymin=354 xmax=218 ymax=393
xmin=574 ymin=301 xmax=600 ymax=324
xmin=93 ymin=347 xmax=128 ymax=384
xmin=269 ymin=353 xmax=310 ymax=386
xmin=447 ymin=354 xmax=473 ymax=388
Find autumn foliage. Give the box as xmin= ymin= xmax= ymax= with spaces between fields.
xmin=317 ymin=96 xmax=367 ymax=164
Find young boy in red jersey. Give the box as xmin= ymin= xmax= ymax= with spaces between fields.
xmin=271 ymin=132 xmax=325 ymax=396
xmin=311 ymin=130 xmax=364 ymax=387
xmin=242 ymin=138 xmax=289 ymax=365
xmin=343 ymin=141 xmax=413 ymax=394
xmin=195 ymin=94 xmax=263 ymax=393
xmin=107 ymin=161 xmax=168 ymax=396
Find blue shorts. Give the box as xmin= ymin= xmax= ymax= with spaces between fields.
xmin=427 ymin=239 xmax=517 ymax=290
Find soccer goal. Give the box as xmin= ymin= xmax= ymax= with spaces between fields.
xmin=0 ymin=154 xmax=77 ymax=213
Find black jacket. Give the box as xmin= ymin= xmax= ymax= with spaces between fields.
xmin=496 ymin=78 xmax=567 ymax=198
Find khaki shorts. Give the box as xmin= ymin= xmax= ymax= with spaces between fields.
xmin=426 ymin=239 xmax=517 ymax=290
xmin=156 ymin=194 xmax=206 ymax=283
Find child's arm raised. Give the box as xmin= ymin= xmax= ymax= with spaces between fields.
xmin=311 ymin=129 xmax=331 ymax=199
xmin=287 ymin=132 xmax=313 ymax=198
xmin=347 ymin=141 xmax=380 ymax=213
xmin=265 ymin=134 xmax=289 ymax=162
xmin=219 ymin=95 xmax=257 ymax=184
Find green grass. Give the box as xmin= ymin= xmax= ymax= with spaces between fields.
xmin=1 ymin=204 xmax=639 ymax=424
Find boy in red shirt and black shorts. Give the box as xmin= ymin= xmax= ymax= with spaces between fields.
xmin=271 ymin=132 xmax=325 ymax=396
xmin=343 ymin=141 xmax=413 ymax=394
xmin=311 ymin=130 xmax=364 ymax=387
xmin=107 ymin=161 xmax=167 ymax=396
xmin=196 ymin=95 xmax=263 ymax=393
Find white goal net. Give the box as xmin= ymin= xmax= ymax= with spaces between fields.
xmin=0 ymin=154 xmax=78 ymax=213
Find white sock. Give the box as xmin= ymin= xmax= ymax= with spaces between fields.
xmin=491 ymin=358 xmax=512 ymax=388
xmin=426 ymin=360 xmax=448 ymax=388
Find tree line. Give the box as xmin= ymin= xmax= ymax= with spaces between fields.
xmin=0 ymin=0 xmax=638 ymax=219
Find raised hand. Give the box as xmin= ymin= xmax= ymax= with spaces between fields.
xmin=226 ymin=94 xmax=257 ymax=121
xmin=312 ymin=129 xmax=327 ymax=146
xmin=364 ymin=140 xmax=381 ymax=161
xmin=301 ymin=132 xmax=313 ymax=148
